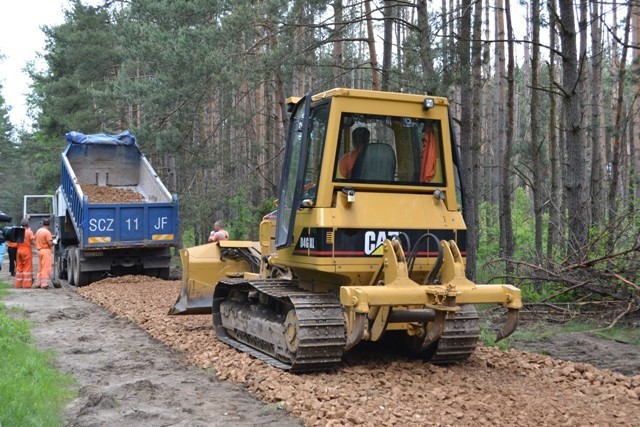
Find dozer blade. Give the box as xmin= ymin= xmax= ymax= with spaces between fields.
xmin=169 ymin=278 xmax=216 ymax=315
xmin=168 ymin=241 xmax=260 ymax=315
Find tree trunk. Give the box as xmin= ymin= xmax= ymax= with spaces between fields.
xmin=632 ymin=4 xmax=640 ymax=211
xmin=469 ymin=0 xmax=483 ymax=280
xmin=494 ymin=0 xmax=506 ymax=209
xmin=559 ymin=0 xmax=589 ymax=261
xmin=395 ymin=5 xmax=404 ymax=90
xmin=628 ymin=111 xmax=636 ymax=213
xmin=608 ymin=6 xmax=632 ymax=227
xmin=500 ymin=0 xmax=515 ymax=276
xmin=333 ymin=0 xmax=344 ymax=87
xmin=364 ymin=0 xmax=380 ymax=90
xmin=448 ymin=0 xmax=457 ymax=98
xmin=589 ymin=0 xmax=604 ymax=228
xmin=530 ymin=0 xmax=543 ymax=268
xmin=578 ymin=0 xmax=590 ymax=231
xmin=458 ymin=0 xmax=475 ymax=279
xmin=546 ymin=0 xmax=560 ymax=261
xmin=441 ymin=0 xmax=448 ymax=81
xmin=381 ymin=0 xmax=394 ymax=91
xmin=482 ymin=2 xmax=494 ymax=208
xmin=416 ymin=0 xmax=434 ymax=91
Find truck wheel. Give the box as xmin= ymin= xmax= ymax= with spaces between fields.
xmin=61 ymin=255 xmax=68 ymax=280
xmin=143 ymin=268 xmax=158 ymax=278
xmin=67 ymin=248 xmax=77 ymax=286
xmin=55 ymin=254 xmax=64 ymax=281
xmin=73 ymin=249 xmax=91 ymax=287
xmin=144 ymin=268 xmax=169 ymax=279
xmin=158 ymin=268 xmax=170 ymax=280
xmin=56 ymin=249 xmax=68 ymax=281
xmin=90 ymin=272 xmax=105 ymax=283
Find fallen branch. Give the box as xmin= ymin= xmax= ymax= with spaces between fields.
xmin=540 ymin=280 xmax=592 ymax=303
xmin=585 ymin=301 xmax=635 ymax=333
xmin=610 ymin=273 xmax=640 ymax=292
xmin=564 ymin=244 xmax=640 ymax=271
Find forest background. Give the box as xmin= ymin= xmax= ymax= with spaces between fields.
xmin=0 ymin=0 xmax=638 ymax=310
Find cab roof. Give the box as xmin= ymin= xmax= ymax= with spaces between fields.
xmin=285 ymin=88 xmax=449 ymax=109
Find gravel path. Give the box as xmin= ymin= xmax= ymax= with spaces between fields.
xmin=1 ymin=266 xmax=300 ymax=426
xmin=79 ymin=277 xmax=640 ymax=426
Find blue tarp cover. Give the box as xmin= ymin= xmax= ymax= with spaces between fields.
xmin=66 ymin=130 xmax=137 ymax=146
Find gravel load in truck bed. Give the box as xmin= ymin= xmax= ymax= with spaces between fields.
xmin=78 ymin=278 xmax=640 ymax=427
xmin=81 ymin=184 xmax=145 ymax=203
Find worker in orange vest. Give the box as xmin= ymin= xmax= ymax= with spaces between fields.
xmin=420 ymin=123 xmax=439 ymax=183
xmin=338 ymin=127 xmax=370 ymax=179
xmin=35 ymin=218 xmax=54 ymax=289
xmin=15 ymin=218 xmax=35 ymax=288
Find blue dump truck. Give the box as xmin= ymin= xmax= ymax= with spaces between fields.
xmin=54 ymin=131 xmax=179 ymax=286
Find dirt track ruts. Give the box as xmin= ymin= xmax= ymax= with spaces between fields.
xmin=1 ymin=282 xmax=299 ymax=426
xmin=79 ymin=277 xmax=640 ymax=426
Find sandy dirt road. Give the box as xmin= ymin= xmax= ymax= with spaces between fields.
xmin=513 ymin=329 xmax=640 ymax=376
xmin=1 ymin=261 xmax=300 ymax=426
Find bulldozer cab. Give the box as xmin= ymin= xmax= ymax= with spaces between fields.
xmin=273 ymin=89 xmax=463 ymax=259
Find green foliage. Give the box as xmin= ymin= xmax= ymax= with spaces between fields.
xmin=30 ymin=1 xmax=122 ymax=135
xmin=517 ymin=283 xmax=578 ymax=303
xmin=227 ymin=188 xmax=255 ymax=240
xmin=477 ymin=188 xmax=540 ymax=282
xmin=0 ymin=130 xmax=63 ymax=221
xmin=0 ymin=82 xmax=13 ymax=142
xmin=479 ymin=325 xmax=510 ymax=350
xmin=226 ymin=188 xmax=274 ymax=241
xmin=594 ymin=326 xmax=640 ymax=345
xmin=182 ymin=227 xmax=195 ymax=249
xmin=535 ymin=319 xmax=640 ymax=346
xmin=0 ymin=82 xmax=18 ymax=217
xmin=0 ymin=300 xmax=76 ymax=426
xmin=475 ymin=188 xmax=594 ymax=303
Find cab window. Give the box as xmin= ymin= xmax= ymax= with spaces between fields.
xmin=301 ymin=102 xmax=330 ymax=202
xmin=334 ymin=113 xmax=445 ymax=186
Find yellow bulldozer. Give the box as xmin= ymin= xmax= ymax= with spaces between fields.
xmin=170 ymin=88 xmax=522 ymax=372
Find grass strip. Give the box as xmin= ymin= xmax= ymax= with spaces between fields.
xmin=0 ymin=281 xmax=76 ymax=427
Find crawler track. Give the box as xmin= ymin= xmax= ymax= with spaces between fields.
xmin=213 ymin=279 xmax=346 ymax=372
xmin=429 ymin=304 xmax=480 ymax=363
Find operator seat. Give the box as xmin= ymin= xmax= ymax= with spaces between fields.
xmin=351 ymin=144 xmax=396 ymax=181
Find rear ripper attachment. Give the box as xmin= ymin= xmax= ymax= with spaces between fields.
xmin=339 ymin=239 xmax=521 ymax=358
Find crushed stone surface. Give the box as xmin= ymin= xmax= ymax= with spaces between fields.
xmin=79 ymin=278 xmax=640 ymax=426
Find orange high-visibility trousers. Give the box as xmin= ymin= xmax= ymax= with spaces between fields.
xmin=15 ymin=247 xmax=33 ymax=288
xmin=37 ymin=248 xmax=52 ymax=288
